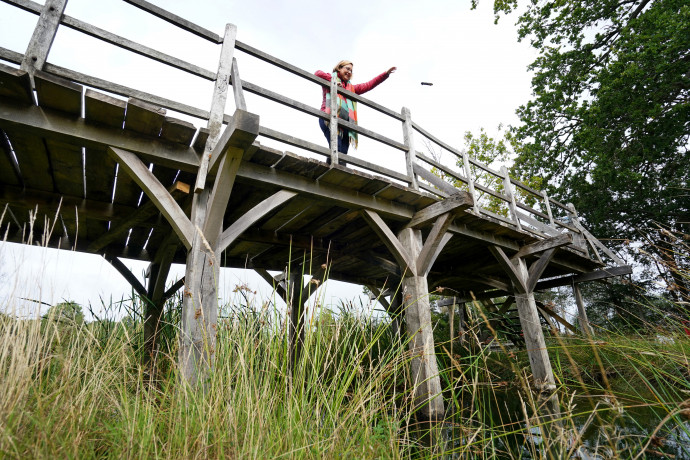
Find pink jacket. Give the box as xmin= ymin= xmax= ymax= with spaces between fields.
xmin=315 ymin=70 xmax=390 ymax=111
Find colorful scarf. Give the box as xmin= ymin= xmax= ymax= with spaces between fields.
xmin=325 ymin=76 xmax=358 ymax=148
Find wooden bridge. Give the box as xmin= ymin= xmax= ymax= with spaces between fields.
xmin=0 ymin=0 xmax=630 ymax=420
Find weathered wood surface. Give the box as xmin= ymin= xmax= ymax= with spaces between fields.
xmin=0 ymin=63 xmax=609 ymax=307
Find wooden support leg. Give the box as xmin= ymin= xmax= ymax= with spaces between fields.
xmin=573 ymin=282 xmax=593 ymax=337
xmin=514 ymin=291 xmax=556 ymax=391
xmin=398 ymin=227 xmax=445 ymax=421
xmin=144 ymin=234 xmax=177 ymax=366
xmin=179 ymin=189 xmax=218 ymax=387
xmin=288 ymin=272 xmax=304 ymax=368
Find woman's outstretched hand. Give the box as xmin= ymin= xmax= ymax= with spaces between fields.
xmin=386 ymin=67 xmax=397 ymax=75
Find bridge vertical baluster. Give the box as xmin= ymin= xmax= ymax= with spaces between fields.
xmin=21 ymin=0 xmax=69 ymax=77
xmin=567 ymin=203 xmax=587 ymax=251
xmin=230 ymin=57 xmax=247 ymax=111
xmin=542 ymin=189 xmax=555 ymax=228
xmin=462 ymin=151 xmax=480 ymax=214
xmin=329 ymin=72 xmax=339 ymax=166
xmin=501 ymin=166 xmax=522 ymax=231
xmin=401 ymin=107 xmax=418 ymax=190
xmin=194 ymin=23 xmax=237 ymax=192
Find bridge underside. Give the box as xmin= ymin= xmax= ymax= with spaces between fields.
xmin=0 ymin=66 xmax=602 ymax=300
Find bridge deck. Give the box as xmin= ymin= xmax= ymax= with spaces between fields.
xmin=0 ymin=64 xmax=601 ymax=298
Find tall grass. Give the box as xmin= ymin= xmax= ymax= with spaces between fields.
xmin=2 ymin=212 xmax=689 ymax=458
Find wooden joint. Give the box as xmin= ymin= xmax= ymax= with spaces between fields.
xmin=406 ymin=191 xmax=472 ymax=229
xmin=512 ymin=233 xmax=573 ymax=261
xmin=361 ymin=209 xmax=416 ymax=276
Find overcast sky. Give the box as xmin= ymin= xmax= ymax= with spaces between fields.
xmin=0 ymin=0 xmax=537 ymax=319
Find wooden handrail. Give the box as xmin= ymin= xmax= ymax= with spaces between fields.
xmin=0 ymin=0 xmax=594 ymax=248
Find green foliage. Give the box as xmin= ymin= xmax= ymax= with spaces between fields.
xmin=43 ymin=301 xmax=84 ymax=325
xmin=479 ymin=0 xmax=689 ymax=251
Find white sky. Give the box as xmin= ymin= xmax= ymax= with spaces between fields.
xmin=0 ymin=0 xmax=537 ymax=319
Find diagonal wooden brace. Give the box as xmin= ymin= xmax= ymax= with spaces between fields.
xmin=202 ymin=109 xmax=260 ymax=248
xmin=108 ymin=146 xmax=194 ymax=249
xmin=361 ymin=209 xmax=416 ymax=276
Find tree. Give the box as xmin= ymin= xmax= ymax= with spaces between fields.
xmin=477 ymin=0 xmax=689 ymax=295
xmin=43 ymin=301 xmax=85 ymax=325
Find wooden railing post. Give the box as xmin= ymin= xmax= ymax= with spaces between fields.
xmin=542 ymin=190 xmax=555 ymax=227
xmin=401 ymin=107 xmax=418 ymax=190
xmin=329 ymin=72 xmax=339 ymax=166
xmin=462 ymin=151 xmax=480 ymax=214
xmin=567 ymin=203 xmax=587 ymax=250
xmin=21 ymin=0 xmax=69 ymax=76
xmin=501 ymin=166 xmax=522 ymax=231
xmin=194 ymin=23 xmax=237 ymax=193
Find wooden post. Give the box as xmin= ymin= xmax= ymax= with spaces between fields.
xmin=195 ymin=23 xmax=237 ymax=193
xmin=462 ymin=151 xmax=480 ymax=214
xmin=572 ymin=281 xmax=593 ymax=337
xmin=329 ymin=72 xmax=339 ymax=166
xmin=401 ymin=107 xmax=419 ymax=190
xmin=567 ymin=203 xmax=587 ymax=251
xmin=501 ymin=166 xmax=522 ymax=232
xmin=542 ymin=190 xmax=555 ymax=227
xmin=398 ymin=227 xmax=445 ymax=420
xmin=489 ymin=245 xmax=558 ymax=392
xmin=287 ymin=271 xmax=304 ymax=367
xmin=179 ymin=188 xmax=218 ymax=387
xmin=21 ymin=0 xmax=69 ymax=75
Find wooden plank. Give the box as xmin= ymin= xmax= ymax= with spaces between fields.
xmin=160 ymin=117 xmax=197 ymax=145
xmin=218 ymin=190 xmax=297 ymax=253
xmin=84 ymin=148 xmax=117 ymax=202
xmin=84 ymin=89 xmax=126 ymax=128
xmin=0 ymin=184 xmax=138 ymax=222
xmin=406 ymin=192 xmax=472 ymax=229
xmin=0 ymin=101 xmax=201 ymax=172
xmin=45 ymin=138 xmax=83 ymax=197
xmin=108 ymin=147 xmax=193 ymax=249
xmin=537 ymin=265 xmax=632 ymax=290
xmin=572 ymin=283 xmax=593 ymax=336
xmin=45 ymin=62 xmax=212 ymax=121
xmin=33 ymin=70 xmax=82 ymax=115
xmin=124 ymin=98 xmax=166 ymax=137
xmin=0 ymin=63 xmax=34 ymax=104
xmin=512 ymin=233 xmax=573 ymax=260
xmin=55 ymin=9 xmax=216 ymax=81
xmin=3 ymin=129 xmax=54 ymax=192
xmin=20 ymin=0 xmax=68 ymax=74
xmin=413 ymin=163 xmax=459 ymax=196
xmin=361 ymin=209 xmax=415 ymax=276
xmin=122 ymin=0 xmax=222 ymax=43
xmin=258 ymin=195 xmax=310 ymax=232
xmin=312 ymin=209 xmax=360 ymax=238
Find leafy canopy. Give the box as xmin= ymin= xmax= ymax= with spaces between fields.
xmin=477 ymin=0 xmax=689 ymax=244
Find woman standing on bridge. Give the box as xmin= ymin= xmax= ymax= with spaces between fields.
xmin=316 ymin=61 xmax=396 ymax=159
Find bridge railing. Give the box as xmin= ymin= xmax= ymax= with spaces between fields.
xmin=0 ymin=0 xmax=623 ymax=264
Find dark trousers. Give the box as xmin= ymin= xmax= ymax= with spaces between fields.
xmin=319 ymin=119 xmax=349 ymax=164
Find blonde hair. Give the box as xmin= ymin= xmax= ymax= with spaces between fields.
xmin=333 ymin=60 xmax=353 ymax=73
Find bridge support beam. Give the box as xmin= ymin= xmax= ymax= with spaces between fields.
xmin=398 ymin=227 xmax=445 ymax=420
